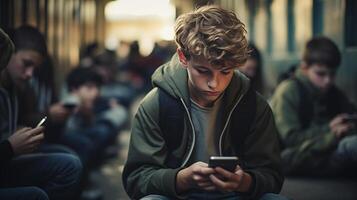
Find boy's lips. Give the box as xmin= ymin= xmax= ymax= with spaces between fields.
xmin=205 ymin=91 xmax=221 ymax=96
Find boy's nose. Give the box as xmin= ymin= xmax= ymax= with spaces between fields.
xmin=324 ymin=76 xmax=332 ymax=85
xmin=208 ymin=77 xmax=218 ymax=88
xmin=24 ymin=67 xmax=34 ymax=79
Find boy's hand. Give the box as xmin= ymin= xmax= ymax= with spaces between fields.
xmin=176 ymin=162 xmax=216 ymax=193
xmin=331 ymin=123 xmax=355 ymax=138
xmin=209 ymin=165 xmax=252 ymax=193
xmin=8 ymin=127 xmax=45 ymax=156
xmin=329 ymin=114 xmax=355 ymax=138
xmin=49 ymin=103 xmax=72 ymax=122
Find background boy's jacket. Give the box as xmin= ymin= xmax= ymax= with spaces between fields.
xmin=270 ymin=69 xmax=356 ymax=174
xmin=0 ymin=28 xmax=16 ymax=162
xmin=123 ymin=54 xmax=283 ymax=199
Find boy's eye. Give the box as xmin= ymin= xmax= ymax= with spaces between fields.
xmin=197 ymin=69 xmax=209 ymax=74
xmin=221 ymin=70 xmax=231 ymax=75
xmin=315 ymin=71 xmax=335 ymax=77
xmin=23 ymin=59 xmax=34 ymax=68
xmin=315 ymin=72 xmax=327 ymax=77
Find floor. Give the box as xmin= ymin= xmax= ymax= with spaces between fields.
xmin=90 ymin=130 xmax=131 ymax=200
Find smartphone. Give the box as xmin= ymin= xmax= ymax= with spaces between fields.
xmin=345 ymin=114 xmax=357 ymax=123
xmin=62 ymin=95 xmax=79 ymax=110
xmin=63 ymin=102 xmax=78 ymax=110
xmin=209 ymin=156 xmax=239 ymax=172
xmin=36 ymin=116 xmax=47 ymax=127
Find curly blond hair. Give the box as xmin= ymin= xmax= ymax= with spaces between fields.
xmin=174 ymin=5 xmax=249 ymax=67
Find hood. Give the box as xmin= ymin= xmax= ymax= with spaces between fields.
xmin=0 ymin=28 xmax=14 ymax=72
xmin=151 ymin=53 xmax=251 ymax=108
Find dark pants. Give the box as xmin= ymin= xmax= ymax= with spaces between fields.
xmin=0 ymin=153 xmax=82 ymax=200
xmin=59 ymin=132 xmax=95 ymax=166
xmin=328 ymin=134 xmax=357 ymax=176
xmin=0 ymin=187 xmax=49 ymax=200
xmin=60 ymin=123 xmax=116 ymax=166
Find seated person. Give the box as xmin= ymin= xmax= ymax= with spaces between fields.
xmin=238 ymin=43 xmax=264 ymax=95
xmin=0 ymin=26 xmax=82 ymax=200
xmin=60 ymin=67 xmax=127 ymax=164
xmin=123 ymin=6 xmax=287 ymax=200
xmin=30 ymin=56 xmax=74 ymax=142
xmin=270 ymin=37 xmax=357 ymax=176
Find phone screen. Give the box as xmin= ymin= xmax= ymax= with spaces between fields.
xmin=36 ymin=116 xmax=47 ymax=127
xmin=209 ymin=156 xmax=239 ymax=172
xmin=345 ymin=114 xmax=357 ymax=122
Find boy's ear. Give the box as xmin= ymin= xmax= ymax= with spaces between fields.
xmin=177 ymin=48 xmax=188 ymax=67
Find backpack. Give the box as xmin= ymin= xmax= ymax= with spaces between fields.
xmin=158 ymin=85 xmax=257 ymax=165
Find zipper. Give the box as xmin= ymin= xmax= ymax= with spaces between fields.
xmin=218 ymin=90 xmax=248 ymax=156
xmin=179 ymin=98 xmax=196 ymax=167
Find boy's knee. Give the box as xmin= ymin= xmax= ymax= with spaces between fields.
xmin=66 ymin=154 xmax=83 ymax=176
xmin=140 ymin=194 xmax=171 ymax=200
xmin=24 ymin=187 xmax=49 ymax=200
xmin=54 ymin=153 xmax=83 ymax=182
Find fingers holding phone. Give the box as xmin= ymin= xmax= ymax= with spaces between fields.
xmin=8 ymin=126 xmax=45 ymax=156
xmin=344 ymin=114 xmax=357 ymax=124
xmin=209 ymin=165 xmax=252 ymax=193
xmin=176 ymin=161 xmax=216 ymax=193
xmin=208 ymin=156 xmax=253 ymax=193
xmin=330 ymin=113 xmax=356 ymax=138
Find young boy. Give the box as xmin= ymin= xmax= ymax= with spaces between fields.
xmin=271 ymin=37 xmax=357 ymax=175
xmin=0 ymin=26 xmax=82 ymax=200
xmin=123 ymin=6 xmax=286 ymax=200
xmin=61 ymin=67 xmax=127 ymax=164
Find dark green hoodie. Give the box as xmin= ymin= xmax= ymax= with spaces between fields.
xmin=123 ymin=54 xmax=283 ymax=199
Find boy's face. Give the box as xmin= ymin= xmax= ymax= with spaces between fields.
xmin=74 ymin=83 xmax=100 ymax=107
xmin=178 ymin=49 xmax=235 ymax=107
xmin=302 ymin=63 xmax=336 ymax=93
xmin=7 ymin=49 xmax=43 ymax=88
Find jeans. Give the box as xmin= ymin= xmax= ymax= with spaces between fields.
xmin=0 ymin=187 xmax=49 ymax=200
xmin=0 ymin=153 xmax=82 ymax=200
xmin=328 ymin=134 xmax=357 ymax=176
xmin=141 ymin=193 xmax=290 ymax=200
xmin=59 ymin=132 xmax=95 ymax=166
xmin=60 ymin=122 xmax=116 ymax=166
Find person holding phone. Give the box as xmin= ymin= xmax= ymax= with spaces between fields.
xmin=0 ymin=27 xmax=82 ymax=200
xmin=123 ymin=6 xmax=286 ymax=200
xmin=271 ymin=37 xmax=357 ymax=176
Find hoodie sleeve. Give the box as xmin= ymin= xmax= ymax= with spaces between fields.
xmin=122 ymin=88 xmax=183 ymax=199
xmin=0 ymin=139 xmax=15 ymax=163
xmin=243 ymin=94 xmax=284 ymax=199
xmin=0 ymin=28 xmax=15 ymax=163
